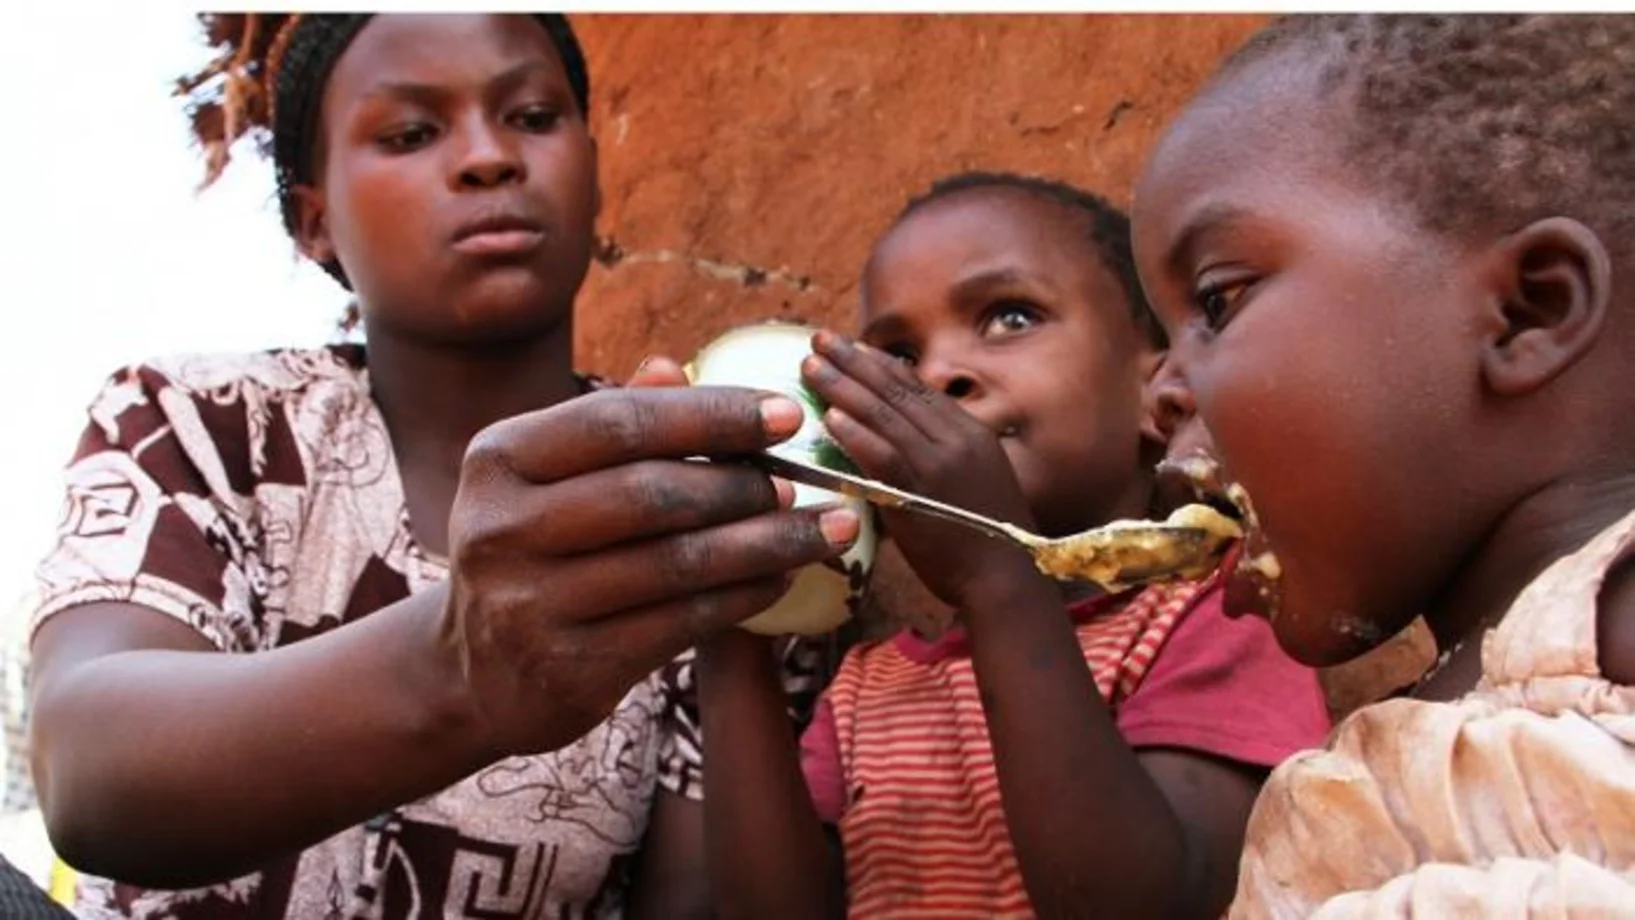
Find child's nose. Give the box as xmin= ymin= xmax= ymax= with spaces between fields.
xmin=1146 ymin=360 xmax=1198 ymax=443
xmin=943 ymin=375 xmax=978 ymax=400
xmin=917 ymin=355 xmax=982 ymax=401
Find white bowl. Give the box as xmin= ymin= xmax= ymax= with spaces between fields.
xmin=686 ymin=322 xmax=878 ymax=635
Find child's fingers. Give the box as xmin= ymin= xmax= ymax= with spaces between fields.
xmin=823 ymin=407 xmax=916 ymax=487
xmin=801 ymin=352 xmax=934 ymax=445
xmin=810 ymin=331 xmax=963 ymax=443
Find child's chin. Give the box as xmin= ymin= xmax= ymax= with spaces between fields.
xmin=1267 ymin=593 xmax=1399 ymax=668
xmin=1221 ymin=542 xmax=1279 ymax=621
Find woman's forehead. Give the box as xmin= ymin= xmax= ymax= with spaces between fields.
xmin=327 ymin=14 xmax=561 ymax=97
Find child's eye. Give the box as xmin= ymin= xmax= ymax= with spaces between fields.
xmin=869 ymin=341 xmax=918 ymax=367
xmin=1192 ymin=278 xmax=1254 ymax=331
xmin=886 ymin=347 xmax=918 ymax=368
xmin=981 ymin=302 xmax=1041 ymax=337
xmin=378 ymin=123 xmax=438 ymax=152
xmin=511 ymin=106 xmax=561 ymax=132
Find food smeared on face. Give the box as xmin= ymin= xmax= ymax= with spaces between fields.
xmin=1155 ymin=452 xmax=1282 ymax=619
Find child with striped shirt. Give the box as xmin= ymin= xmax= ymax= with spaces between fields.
xmin=693 ymin=172 xmax=1331 ymax=918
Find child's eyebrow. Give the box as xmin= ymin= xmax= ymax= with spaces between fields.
xmin=948 ymin=267 xmax=1058 ymax=303
xmin=1166 ymin=202 xmax=1252 ymax=278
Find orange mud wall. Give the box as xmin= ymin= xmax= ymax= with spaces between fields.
xmin=569 ymin=13 xmax=1431 ymax=716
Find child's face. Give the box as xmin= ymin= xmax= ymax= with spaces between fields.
xmin=860 ymin=189 xmax=1159 ymax=537
xmin=300 ymin=14 xmax=598 ymax=343
xmin=1132 ymin=55 xmax=1497 ymax=666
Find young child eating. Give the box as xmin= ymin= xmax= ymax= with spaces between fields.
xmin=696 ymin=172 xmax=1331 ymax=918
xmin=1132 ymin=14 xmax=1635 ymax=916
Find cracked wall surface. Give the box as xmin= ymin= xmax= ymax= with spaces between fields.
xmin=569 ymin=14 xmax=1273 ymax=375
xmin=568 ymin=14 xmax=1434 ymax=715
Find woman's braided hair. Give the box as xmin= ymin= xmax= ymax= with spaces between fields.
xmin=176 ymin=13 xmax=590 ymax=288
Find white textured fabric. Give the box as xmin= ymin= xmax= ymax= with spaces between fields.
xmin=1232 ymin=507 xmax=1635 ymax=919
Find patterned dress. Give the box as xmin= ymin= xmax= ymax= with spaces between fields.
xmin=31 ymin=345 xmax=833 ymax=919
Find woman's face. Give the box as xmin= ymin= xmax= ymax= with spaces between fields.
xmin=298 ymin=14 xmax=599 ymax=346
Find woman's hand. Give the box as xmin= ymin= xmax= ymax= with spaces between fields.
xmin=443 ymin=367 xmax=859 ymax=757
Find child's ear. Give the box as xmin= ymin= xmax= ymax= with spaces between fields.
xmin=1479 ymin=217 xmax=1612 ymax=397
xmin=292 ymin=184 xmax=337 ymax=267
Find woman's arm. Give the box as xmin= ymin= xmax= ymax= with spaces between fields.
xmin=30 ymin=591 xmax=486 ymax=887
xmin=31 ymin=386 xmax=855 ymax=888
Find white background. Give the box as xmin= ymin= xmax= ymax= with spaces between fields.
xmin=0 ymin=6 xmax=351 ymax=626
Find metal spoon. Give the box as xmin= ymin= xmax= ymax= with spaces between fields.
xmin=743 ymin=451 xmax=1242 ymax=590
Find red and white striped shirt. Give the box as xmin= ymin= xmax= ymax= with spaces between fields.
xmin=803 ymin=580 xmax=1201 ymax=918
xmin=799 ymin=576 xmax=1331 ymax=918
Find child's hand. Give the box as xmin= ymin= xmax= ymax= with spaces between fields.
xmin=802 ymin=330 xmax=1043 ymax=608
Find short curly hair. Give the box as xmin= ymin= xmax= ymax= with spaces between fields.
xmin=899 ymin=171 xmax=1164 ymax=348
xmin=1217 ymin=15 xmax=1635 ymax=254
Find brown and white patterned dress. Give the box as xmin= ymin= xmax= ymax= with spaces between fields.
xmin=31 ymin=345 xmax=836 ymax=919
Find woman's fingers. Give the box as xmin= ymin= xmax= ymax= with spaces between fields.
xmin=467 ymin=386 xmax=806 ymax=484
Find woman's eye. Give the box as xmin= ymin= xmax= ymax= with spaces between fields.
xmin=1192 ymin=279 xmax=1253 ymax=331
xmin=512 ymin=106 xmax=561 ymax=132
xmin=379 ymin=123 xmax=437 ymax=152
xmin=982 ymin=302 xmax=1041 ymax=336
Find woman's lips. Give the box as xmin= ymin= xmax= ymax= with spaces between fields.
xmin=453 ymin=229 xmax=546 ymax=257
xmin=451 ymin=212 xmax=547 ymax=257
